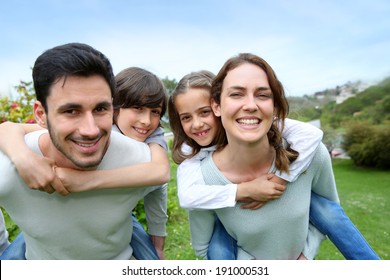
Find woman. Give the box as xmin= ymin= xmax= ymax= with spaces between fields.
xmin=189 ymin=53 xmax=340 ymax=259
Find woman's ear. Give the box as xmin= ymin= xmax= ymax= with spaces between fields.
xmin=33 ymin=101 xmax=48 ymax=128
xmin=211 ymin=98 xmax=221 ymax=117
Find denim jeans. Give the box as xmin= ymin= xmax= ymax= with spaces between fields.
xmin=0 ymin=214 xmax=159 ymax=260
xmin=309 ymin=192 xmax=380 ymax=260
xmin=0 ymin=231 xmax=25 ymax=260
xmin=130 ymin=213 xmax=159 ymax=260
xmin=207 ymin=215 xmax=237 ymax=260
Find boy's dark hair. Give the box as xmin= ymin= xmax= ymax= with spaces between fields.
xmin=113 ymin=67 xmax=167 ymax=124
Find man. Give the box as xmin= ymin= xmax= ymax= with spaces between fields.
xmin=0 ymin=43 xmax=164 ymax=259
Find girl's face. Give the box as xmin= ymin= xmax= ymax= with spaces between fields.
xmin=175 ymin=88 xmax=219 ymax=147
xmin=212 ymin=63 xmax=275 ymax=145
xmin=116 ymin=105 xmax=162 ymax=142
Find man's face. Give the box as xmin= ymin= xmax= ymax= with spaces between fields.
xmin=36 ymin=75 xmax=113 ymax=170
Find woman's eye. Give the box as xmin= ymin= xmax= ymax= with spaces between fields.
xmin=229 ymin=92 xmax=242 ymax=97
xmin=257 ymin=93 xmax=272 ymax=99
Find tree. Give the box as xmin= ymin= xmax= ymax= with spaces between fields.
xmin=161 ymin=76 xmax=177 ymax=95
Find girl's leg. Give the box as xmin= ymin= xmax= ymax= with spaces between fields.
xmin=130 ymin=213 xmax=159 ymax=260
xmin=207 ymin=215 xmax=237 ymax=260
xmin=310 ymin=192 xmax=380 ymax=260
xmin=0 ymin=232 xmax=26 ymax=260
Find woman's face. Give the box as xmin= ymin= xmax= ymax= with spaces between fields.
xmin=116 ymin=105 xmax=162 ymax=142
xmin=212 ymin=63 xmax=275 ymax=145
xmin=175 ymin=88 xmax=220 ymax=147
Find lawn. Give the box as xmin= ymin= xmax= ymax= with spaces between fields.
xmin=2 ymin=159 xmax=389 ymax=260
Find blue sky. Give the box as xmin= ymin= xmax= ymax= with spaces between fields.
xmin=1 ymin=0 xmax=389 ymax=97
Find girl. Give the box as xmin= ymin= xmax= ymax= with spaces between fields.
xmin=168 ymin=68 xmax=379 ymax=259
xmin=0 ymin=67 xmax=169 ymax=260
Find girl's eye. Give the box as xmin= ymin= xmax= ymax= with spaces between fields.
xmin=180 ymin=115 xmax=190 ymax=122
xmin=200 ymin=109 xmax=211 ymax=116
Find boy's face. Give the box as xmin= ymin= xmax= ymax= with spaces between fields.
xmin=34 ymin=75 xmax=113 ymax=170
xmin=116 ymin=105 xmax=162 ymax=142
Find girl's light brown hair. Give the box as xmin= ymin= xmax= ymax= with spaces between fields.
xmin=168 ymin=70 xmax=225 ymax=164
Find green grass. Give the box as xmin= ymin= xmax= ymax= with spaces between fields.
xmin=316 ymin=159 xmax=390 ymax=260
xmin=3 ymin=159 xmax=389 ymax=260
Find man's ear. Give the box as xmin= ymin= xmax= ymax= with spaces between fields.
xmin=33 ymin=101 xmax=48 ymax=128
xmin=211 ymin=98 xmax=221 ymax=117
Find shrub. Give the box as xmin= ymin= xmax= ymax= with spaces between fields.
xmin=343 ymin=122 xmax=390 ymax=169
xmin=0 ymin=81 xmax=35 ymax=123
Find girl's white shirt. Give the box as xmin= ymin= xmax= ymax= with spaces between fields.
xmin=177 ymin=118 xmax=323 ymax=210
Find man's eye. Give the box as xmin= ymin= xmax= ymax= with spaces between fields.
xmin=95 ymin=107 xmax=107 ymax=113
xmin=64 ymin=109 xmax=77 ymax=115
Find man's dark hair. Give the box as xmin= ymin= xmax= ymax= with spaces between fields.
xmin=32 ymin=43 xmax=116 ymax=110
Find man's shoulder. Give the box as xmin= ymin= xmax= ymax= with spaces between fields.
xmin=101 ymin=131 xmax=151 ymax=168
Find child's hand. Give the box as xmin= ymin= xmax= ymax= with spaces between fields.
xmin=239 ymin=200 xmax=266 ymax=210
xmin=237 ymin=174 xmax=286 ymax=209
xmin=12 ymin=151 xmax=68 ymax=195
xmin=55 ymin=167 xmax=93 ymax=193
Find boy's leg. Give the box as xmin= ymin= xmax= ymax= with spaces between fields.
xmin=207 ymin=215 xmax=237 ymax=260
xmin=310 ymin=192 xmax=380 ymax=260
xmin=0 ymin=211 xmax=10 ymax=255
xmin=0 ymin=232 xmax=26 ymax=260
xmin=130 ymin=213 xmax=159 ymax=260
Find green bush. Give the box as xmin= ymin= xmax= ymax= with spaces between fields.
xmin=343 ymin=122 xmax=390 ymax=169
xmin=0 ymin=81 xmax=35 ymax=123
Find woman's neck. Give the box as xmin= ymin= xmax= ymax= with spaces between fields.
xmin=213 ymin=138 xmax=275 ymax=183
